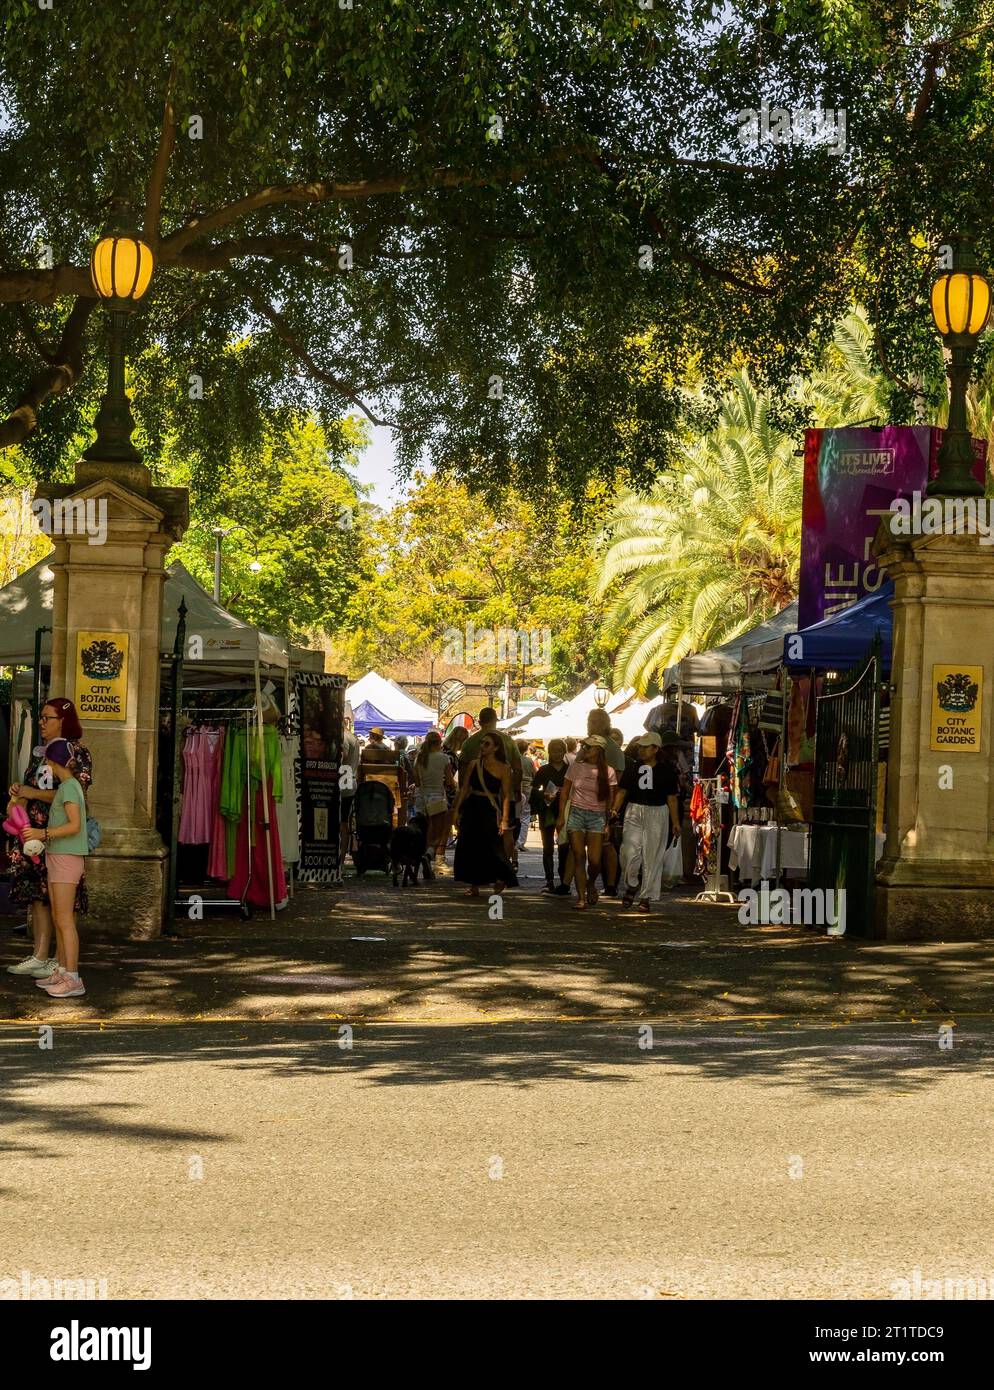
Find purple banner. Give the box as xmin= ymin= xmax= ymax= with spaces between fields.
xmin=799 ymin=425 xmax=987 ymax=629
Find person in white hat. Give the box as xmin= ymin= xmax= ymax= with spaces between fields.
xmin=611 ymin=730 xmax=681 ymax=914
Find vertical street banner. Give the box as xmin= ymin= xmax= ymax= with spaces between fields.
xmin=295 ymin=672 xmax=346 ymax=883
xmin=930 ymin=664 xmax=983 ymax=753
xmin=75 ymin=631 xmax=129 ymax=721
xmin=799 ymin=425 xmax=988 ymax=628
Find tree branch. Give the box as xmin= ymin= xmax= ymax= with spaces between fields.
xmin=0 ymin=265 xmax=92 ymax=304
xmin=0 ymin=296 xmax=96 ymax=448
xmin=910 ymin=43 xmax=941 ymax=131
xmin=242 ymin=288 xmax=400 ymax=428
xmin=144 ymin=59 xmax=179 ymax=247
xmin=14 ymin=304 xmax=56 ymax=363
xmin=170 ymin=234 xmax=345 ymax=273
xmin=584 ymin=148 xmax=778 ymax=297
xmin=160 ymin=149 xmax=587 ymax=257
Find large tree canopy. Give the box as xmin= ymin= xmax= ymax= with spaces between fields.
xmin=0 ymin=1 xmax=991 ymax=500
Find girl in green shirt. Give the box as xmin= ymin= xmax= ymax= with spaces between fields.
xmin=29 ymin=739 xmax=89 ymax=999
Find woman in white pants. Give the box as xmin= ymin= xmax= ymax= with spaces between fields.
xmin=612 ymin=731 xmax=681 ymax=915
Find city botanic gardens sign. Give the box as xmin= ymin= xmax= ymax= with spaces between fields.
xmin=930 ymin=664 xmax=983 ymax=753
xmin=75 ymin=631 xmax=129 ymax=721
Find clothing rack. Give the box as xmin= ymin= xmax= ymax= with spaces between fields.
xmin=693 ymin=769 xmax=738 ymax=905
xmin=170 ymin=706 xmax=257 ymax=922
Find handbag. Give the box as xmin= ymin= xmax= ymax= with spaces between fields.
xmin=660 ymin=836 xmax=683 ymax=886
xmin=86 ymin=817 xmax=102 ymax=851
xmin=424 ymin=796 xmax=447 ymax=817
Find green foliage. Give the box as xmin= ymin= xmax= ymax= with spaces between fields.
xmin=595 ymin=372 xmax=804 ymax=692
xmin=341 ymin=473 xmax=615 ymax=692
xmin=3 ymin=1 xmax=992 ymax=500
xmin=164 ymin=414 xmax=369 ymax=644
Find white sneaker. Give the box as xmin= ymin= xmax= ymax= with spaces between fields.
xmin=6 ymin=955 xmax=59 ymax=977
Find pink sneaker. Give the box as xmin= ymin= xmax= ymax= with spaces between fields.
xmin=36 ymin=967 xmax=65 ymax=988
xmin=42 ymin=974 xmax=85 ymax=998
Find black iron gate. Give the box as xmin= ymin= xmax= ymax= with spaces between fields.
xmin=808 ymin=636 xmax=882 ymax=936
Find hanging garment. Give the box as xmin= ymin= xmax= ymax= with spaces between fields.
xmin=690 ymin=780 xmax=712 ymax=878
xmin=727 ymin=694 xmax=753 ymax=810
xmin=178 ymin=727 xmax=225 ymax=845
xmin=177 ymin=728 xmax=201 ymax=844
xmin=228 ymin=778 xmax=288 ymax=908
xmin=276 ymin=733 xmax=300 ymax=864
xmin=206 ymin=728 xmax=231 ymax=881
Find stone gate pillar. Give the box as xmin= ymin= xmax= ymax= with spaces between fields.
xmin=37 ymin=462 xmax=188 ymax=938
xmin=873 ymin=524 xmax=994 ymax=940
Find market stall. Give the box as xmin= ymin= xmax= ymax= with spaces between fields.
xmin=0 ymin=557 xmax=318 ymax=923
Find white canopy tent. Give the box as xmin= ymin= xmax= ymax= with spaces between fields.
xmin=0 ymin=558 xmax=292 ymax=672
xmin=662 ymin=602 xmax=799 ymax=696
xmin=515 ymin=682 xmax=637 ymax=742
xmin=345 ymin=670 xmax=436 ymax=737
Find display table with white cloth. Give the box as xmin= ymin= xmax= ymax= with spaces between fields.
xmin=727 ymin=826 xmax=886 ymax=885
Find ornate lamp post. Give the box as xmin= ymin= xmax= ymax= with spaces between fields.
xmin=927 ymin=239 xmax=992 ymax=499
xmin=594 ymin=682 xmax=612 ymax=708
xmin=82 ymin=202 xmax=154 ymax=465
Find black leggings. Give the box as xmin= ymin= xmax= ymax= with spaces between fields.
xmin=540 ymin=824 xmax=569 ymax=885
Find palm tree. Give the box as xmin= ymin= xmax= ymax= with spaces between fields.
xmin=594 ymin=371 xmax=802 ymax=693
xmin=802 ymin=309 xmax=895 ymax=428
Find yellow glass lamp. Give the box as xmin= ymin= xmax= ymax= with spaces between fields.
xmin=81 ymin=201 xmax=155 ymax=465
xmin=930 ymin=267 xmax=992 ymax=338
xmin=90 ymin=230 xmax=154 ymax=303
xmin=927 ymin=239 xmax=990 ymax=498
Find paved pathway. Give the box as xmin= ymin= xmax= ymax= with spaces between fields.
xmin=2 ymin=844 xmax=993 ymax=1024
xmin=2 ymin=1018 xmax=992 ymax=1299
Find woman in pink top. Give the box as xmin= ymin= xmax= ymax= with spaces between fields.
xmin=557 ymin=735 xmax=617 ymax=910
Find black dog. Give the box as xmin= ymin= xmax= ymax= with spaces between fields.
xmin=390 ymin=812 xmax=435 ymax=887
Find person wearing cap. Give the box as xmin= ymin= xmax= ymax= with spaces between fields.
xmin=557 ymin=734 xmax=617 ymax=910
xmin=612 ymin=730 xmax=681 ymax=914
xmin=360 ymin=726 xmax=398 ymax=767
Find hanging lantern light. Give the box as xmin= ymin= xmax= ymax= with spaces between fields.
xmin=90 ymin=204 xmax=154 ymax=304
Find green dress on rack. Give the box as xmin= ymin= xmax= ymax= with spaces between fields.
xmin=219 ymin=723 xmax=283 ymax=878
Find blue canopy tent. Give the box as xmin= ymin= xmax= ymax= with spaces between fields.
xmin=351 ymin=699 xmax=433 ymax=739
xmin=784 ymin=582 xmax=894 ymax=673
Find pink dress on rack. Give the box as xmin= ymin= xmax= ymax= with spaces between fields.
xmin=178 ymin=730 xmax=202 ymax=844
xmin=179 ymin=728 xmax=225 ymax=845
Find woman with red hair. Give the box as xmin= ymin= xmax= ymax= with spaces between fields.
xmin=5 ymin=698 xmax=93 ymax=979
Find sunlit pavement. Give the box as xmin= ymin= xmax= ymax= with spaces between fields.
xmin=3 ymin=840 xmax=993 ymax=1298
xmin=3 ymin=841 xmax=994 ymax=1024
xmin=2 ymin=1017 xmax=991 ymax=1299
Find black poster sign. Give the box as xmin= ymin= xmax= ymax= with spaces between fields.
xmin=295 ymin=672 xmax=346 ymax=884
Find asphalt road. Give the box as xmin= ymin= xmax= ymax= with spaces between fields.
xmin=3 ymin=1018 xmax=992 ymax=1300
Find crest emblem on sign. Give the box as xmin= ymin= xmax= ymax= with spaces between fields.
xmin=937 ymin=672 xmax=978 ymax=713
xmin=80 ymin=639 xmax=124 ymax=680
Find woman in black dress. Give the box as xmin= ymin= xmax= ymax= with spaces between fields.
xmin=451 ymin=733 xmax=517 ymax=897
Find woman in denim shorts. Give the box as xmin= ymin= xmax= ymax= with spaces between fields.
xmin=557 ymin=735 xmax=617 ymax=910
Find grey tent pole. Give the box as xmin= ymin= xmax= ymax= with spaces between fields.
xmin=164 ymin=597 xmax=187 ymax=937
xmin=32 ymin=626 xmax=51 ymax=749
xmin=254 ymin=658 xmax=277 ymax=920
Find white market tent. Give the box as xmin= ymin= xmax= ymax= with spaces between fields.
xmin=345 ymin=670 xmax=436 ymax=738
xmin=662 ymin=601 xmax=799 ymax=696
xmin=0 ymin=558 xmax=292 ymax=671
xmin=515 ymin=682 xmax=636 ymax=742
